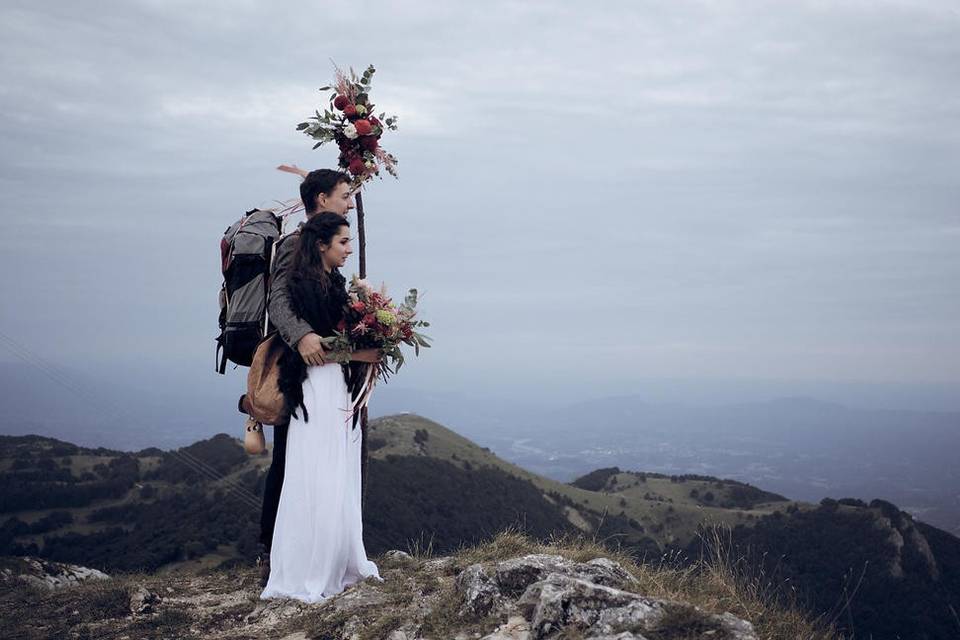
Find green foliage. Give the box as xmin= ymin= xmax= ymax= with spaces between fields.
xmin=0 ymin=455 xmax=136 ymax=512
xmin=570 ymin=467 xmax=621 ymax=491
xmin=362 ymin=455 xmax=574 ymax=556
xmin=712 ymin=502 xmax=960 ymax=640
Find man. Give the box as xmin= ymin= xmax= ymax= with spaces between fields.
xmin=258 ymin=168 xmax=355 ymax=586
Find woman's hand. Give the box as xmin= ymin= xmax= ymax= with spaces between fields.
xmin=351 ymin=348 xmax=382 ymax=364
xmin=297 ymin=332 xmax=326 ymax=366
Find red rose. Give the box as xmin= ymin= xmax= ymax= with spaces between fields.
xmin=351 ymin=301 xmax=366 ymax=312
xmin=343 ymin=104 xmax=357 ymax=118
xmin=348 ymin=157 xmax=366 ymax=175
xmin=354 ymin=119 xmax=372 ymax=136
xmin=359 ymin=136 xmax=378 ymax=152
xmin=333 ymin=95 xmax=350 ymax=110
xmin=362 ymin=313 xmax=376 ymax=326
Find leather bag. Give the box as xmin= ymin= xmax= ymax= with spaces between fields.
xmin=243 ymin=333 xmax=288 ymax=426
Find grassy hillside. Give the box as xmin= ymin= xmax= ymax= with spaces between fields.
xmin=367 ymin=414 xmax=803 ymax=549
xmin=0 ymin=414 xmax=807 ymax=575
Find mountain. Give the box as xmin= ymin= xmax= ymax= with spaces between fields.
xmin=2 ymin=414 xmax=959 ymax=638
xmin=711 ymin=497 xmax=960 ymax=640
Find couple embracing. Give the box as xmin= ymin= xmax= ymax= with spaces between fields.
xmin=258 ymin=168 xmax=382 ymax=602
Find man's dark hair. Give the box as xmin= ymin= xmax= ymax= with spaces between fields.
xmin=300 ymin=169 xmax=351 ymax=214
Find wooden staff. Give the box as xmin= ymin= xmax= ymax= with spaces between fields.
xmin=355 ymin=189 xmax=370 ymax=509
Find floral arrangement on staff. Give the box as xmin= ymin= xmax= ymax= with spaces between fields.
xmin=297 ymin=64 xmax=399 ymax=186
xmin=323 ymin=276 xmax=430 ymax=413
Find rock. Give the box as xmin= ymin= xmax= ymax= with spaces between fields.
xmin=129 ymin=584 xmax=161 ymax=615
xmin=517 ymin=573 xmax=661 ymax=638
xmin=456 ymin=563 xmax=504 ymax=617
xmin=423 ymin=556 xmax=457 ymax=573
xmin=584 ymin=558 xmax=639 ymax=585
xmin=331 ymin=581 xmax=390 ymax=611
xmin=480 ymin=614 xmax=531 ymax=639
xmin=245 ymin=598 xmax=306 ymax=626
xmin=450 ymin=555 xmax=757 ymax=640
xmin=717 ymin=611 xmax=758 ymax=638
xmin=1 ymin=557 xmax=110 ymax=590
xmin=383 ymin=550 xmax=415 ymax=564
xmin=494 ymin=554 xmax=637 ymax=598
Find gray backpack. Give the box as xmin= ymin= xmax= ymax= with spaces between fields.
xmin=216 ymin=209 xmax=283 ymax=374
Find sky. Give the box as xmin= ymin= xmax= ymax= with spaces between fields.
xmin=1 ymin=0 xmax=959 ymax=413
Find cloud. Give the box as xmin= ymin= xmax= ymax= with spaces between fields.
xmin=0 ymin=0 xmax=958 ymax=395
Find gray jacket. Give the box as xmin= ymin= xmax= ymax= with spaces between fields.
xmin=268 ymin=230 xmax=313 ymax=349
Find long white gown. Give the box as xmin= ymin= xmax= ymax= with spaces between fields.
xmin=260 ymin=362 xmax=380 ymax=602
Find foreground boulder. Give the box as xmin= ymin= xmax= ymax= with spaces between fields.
xmin=454 ymin=554 xmax=756 ymax=640
xmin=0 ymin=556 xmax=109 ymax=590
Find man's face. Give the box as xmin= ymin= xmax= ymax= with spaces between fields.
xmin=316 ymin=181 xmax=356 ymax=217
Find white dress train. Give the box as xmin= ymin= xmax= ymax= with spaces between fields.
xmin=260 ymin=362 xmax=380 ymax=602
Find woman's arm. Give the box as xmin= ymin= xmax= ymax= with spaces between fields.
xmin=318 ymin=347 xmax=381 ymax=364
xmin=351 ymin=348 xmax=381 ymax=363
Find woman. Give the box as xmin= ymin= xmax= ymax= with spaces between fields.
xmin=260 ymin=212 xmax=382 ymax=602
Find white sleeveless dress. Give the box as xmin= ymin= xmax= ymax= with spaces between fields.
xmin=260 ymin=362 xmax=380 ymax=602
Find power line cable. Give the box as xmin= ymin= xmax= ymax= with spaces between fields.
xmin=0 ymin=329 xmax=264 ymax=510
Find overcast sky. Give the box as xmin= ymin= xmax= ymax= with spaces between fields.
xmin=1 ymin=0 xmax=959 ymax=411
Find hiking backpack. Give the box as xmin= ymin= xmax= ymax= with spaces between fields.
xmin=216 ymin=209 xmax=284 ymax=374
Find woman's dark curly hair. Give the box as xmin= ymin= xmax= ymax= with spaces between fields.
xmin=290 ymin=212 xmax=350 ymax=287
xmin=277 ymin=212 xmax=351 ymax=423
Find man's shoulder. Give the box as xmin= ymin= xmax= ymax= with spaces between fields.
xmin=275 ymin=229 xmax=301 ymax=254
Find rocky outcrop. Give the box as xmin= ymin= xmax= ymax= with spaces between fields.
xmin=0 ymin=556 xmax=110 ymax=590
xmin=2 ymin=550 xmax=759 ymax=640
xmin=870 ymin=500 xmax=941 ymax=581
xmin=454 ymin=554 xmax=756 ymax=640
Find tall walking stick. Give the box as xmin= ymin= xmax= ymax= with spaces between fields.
xmin=355 ymin=189 xmax=370 ymax=508
xmin=296 ymin=64 xmax=400 ymax=510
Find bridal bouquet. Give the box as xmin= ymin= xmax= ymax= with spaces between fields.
xmin=296 ymin=64 xmax=398 ymax=186
xmin=323 ymin=276 xmax=430 ymax=382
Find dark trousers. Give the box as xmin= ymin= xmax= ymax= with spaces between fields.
xmin=258 ymin=415 xmax=370 ymax=551
xmin=259 ymin=421 xmax=288 ymax=549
